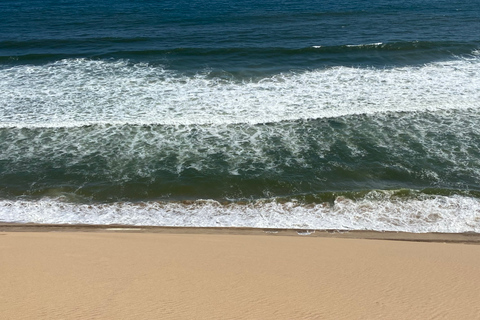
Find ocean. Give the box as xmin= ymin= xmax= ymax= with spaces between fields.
xmin=1 ymin=0 xmax=480 ymax=232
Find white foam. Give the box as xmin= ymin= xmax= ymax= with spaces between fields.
xmin=1 ymin=107 xmax=480 ymax=183
xmin=345 ymin=42 xmax=383 ymax=47
xmin=1 ymin=193 xmax=479 ymax=233
xmin=0 ymin=57 xmax=479 ymax=128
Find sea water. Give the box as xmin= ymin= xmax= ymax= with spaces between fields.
xmin=1 ymin=0 xmax=480 ymax=232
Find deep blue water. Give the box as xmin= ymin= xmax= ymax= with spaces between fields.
xmin=0 ymin=0 xmax=480 ymax=231
xmin=1 ymin=0 xmax=479 ymax=71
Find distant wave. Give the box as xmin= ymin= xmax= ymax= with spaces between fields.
xmin=1 ymin=40 xmax=478 ymax=63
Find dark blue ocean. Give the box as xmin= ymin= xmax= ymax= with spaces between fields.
xmin=1 ymin=0 xmax=480 ymax=232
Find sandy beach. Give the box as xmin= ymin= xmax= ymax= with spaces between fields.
xmin=1 ymin=226 xmax=480 ymax=319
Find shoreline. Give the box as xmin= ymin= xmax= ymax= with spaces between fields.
xmin=1 ymin=223 xmax=480 ymax=244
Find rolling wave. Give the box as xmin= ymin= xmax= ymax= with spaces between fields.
xmin=1 ymin=56 xmax=480 ymax=202
xmin=1 ymin=56 xmax=479 ymax=128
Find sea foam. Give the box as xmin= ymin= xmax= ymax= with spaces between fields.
xmin=0 ymin=193 xmax=479 ymax=233
xmin=0 ymin=57 xmax=479 ymax=128
xmin=1 ymin=57 xmax=480 ymax=232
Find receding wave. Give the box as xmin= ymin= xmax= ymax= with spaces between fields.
xmin=1 ymin=109 xmax=480 ymax=201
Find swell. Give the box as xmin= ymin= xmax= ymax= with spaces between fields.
xmin=2 ymin=40 xmax=474 ymax=53
xmin=1 ymin=41 xmax=478 ymax=67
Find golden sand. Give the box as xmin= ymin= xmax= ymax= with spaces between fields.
xmin=1 ymin=228 xmax=480 ymax=319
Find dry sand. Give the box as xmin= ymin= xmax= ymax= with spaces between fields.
xmin=1 ymin=227 xmax=480 ymax=319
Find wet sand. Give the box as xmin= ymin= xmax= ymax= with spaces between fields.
xmin=1 ymin=225 xmax=480 ymax=319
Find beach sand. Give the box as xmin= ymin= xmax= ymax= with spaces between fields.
xmin=1 ymin=226 xmax=480 ymax=319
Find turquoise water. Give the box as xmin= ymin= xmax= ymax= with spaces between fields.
xmin=1 ymin=0 xmax=480 ymax=232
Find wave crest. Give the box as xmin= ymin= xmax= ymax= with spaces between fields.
xmin=1 ymin=57 xmax=480 ymax=128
